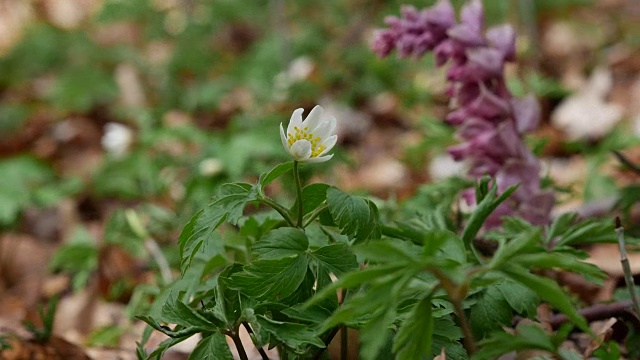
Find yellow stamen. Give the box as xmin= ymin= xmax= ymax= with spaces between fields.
xmin=286 ymin=126 xmax=325 ymax=157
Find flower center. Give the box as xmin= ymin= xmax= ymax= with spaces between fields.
xmin=288 ymin=126 xmax=326 ymax=158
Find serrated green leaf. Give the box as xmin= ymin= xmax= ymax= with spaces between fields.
xmin=255 ymin=315 xmax=325 ymax=352
xmin=469 ymin=285 xmax=512 ymax=339
xmin=188 ymin=332 xmax=234 ymax=360
xmin=259 ymin=162 xmax=294 ymax=190
xmin=495 ymin=280 xmax=539 ymax=317
xmin=327 ymin=187 xmax=380 ymax=243
xmin=433 ymin=335 xmax=468 ymax=360
xmin=252 ymin=227 xmax=308 ymax=260
xmin=231 ymin=255 xmax=309 ymax=300
xmin=309 ymin=243 xmax=358 ymax=276
xmin=501 ymin=264 xmax=590 ymax=333
xmin=393 ymin=296 xmax=434 ymax=360
xmin=179 ymin=183 xmax=257 ymax=273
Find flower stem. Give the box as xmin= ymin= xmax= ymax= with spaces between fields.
xmin=293 ymin=161 xmax=304 ymax=228
xmin=258 ymin=195 xmax=296 ymax=227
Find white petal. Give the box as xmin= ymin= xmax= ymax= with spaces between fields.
xmin=289 ymin=140 xmax=312 ymax=160
xmin=305 ymin=154 xmax=333 ymax=163
xmin=318 ymin=135 xmax=337 ymax=156
xmin=301 ymin=105 xmax=324 ymax=131
xmin=280 ymin=123 xmax=289 ymax=150
xmin=311 ymin=115 xmax=336 ymax=140
xmin=288 ymin=108 xmax=304 ymax=134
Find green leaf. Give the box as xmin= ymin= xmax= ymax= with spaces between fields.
xmin=215 ymin=264 xmax=244 ymax=326
xmin=0 ymin=155 xmax=55 ymax=226
xmin=545 ymin=213 xmax=578 ymax=243
xmin=393 ymin=296 xmax=434 ymax=360
xmin=469 ymin=285 xmax=513 ymax=339
xmin=231 ymin=255 xmax=309 ymax=300
xmin=291 ymin=183 xmax=331 ymax=216
xmin=188 ymin=332 xmax=234 ymax=360
xmin=360 ymin=306 xmax=398 ymax=360
xmin=553 ymin=218 xmax=616 ymax=247
xmin=424 ymin=230 xmax=466 ymax=264
xmin=489 ymin=229 xmax=541 ymax=269
xmin=474 ymin=324 xmax=555 ymax=360
xmin=259 ymin=162 xmax=293 ymax=190
xmin=146 ymin=335 xmax=193 ymax=359
xmin=327 ymin=187 xmax=380 ymax=243
xmin=255 ymin=315 xmax=325 ymax=353
xmin=136 ymin=315 xmax=201 ymax=338
xmin=321 ymin=270 xmax=415 ymax=333
xmin=512 ymin=252 xmax=607 ymax=284
xmin=495 ymin=281 xmax=539 ymax=317
xmin=304 ymin=264 xmax=406 ymax=308
xmin=309 ymin=243 xmax=358 ymax=276
xmin=432 ymin=335 xmax=468 ymax=360
xmin=252 ymin=227 xmax=308 ymax=260
xmin=354 ymin=240 xmax=420 ymax=264
xmin=501 ymin=264 xmax=590 ymax=333
xmin=179 ymin=183 xmax=257 ymax=273
xmin=161 ymin=295 xmax=223 ymax=329
xmin=461 ymin=183 xmax=518 ymax=251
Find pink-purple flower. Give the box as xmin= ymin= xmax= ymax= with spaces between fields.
xmin=373 ymin=0 xmax=554 ymax=227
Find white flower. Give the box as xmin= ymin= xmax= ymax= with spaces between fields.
xmin=102 ymin=122 xmax=133 ymax=157
xmin=280 ymin=105 xmax=337 ymax=163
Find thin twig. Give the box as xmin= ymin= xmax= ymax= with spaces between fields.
xmin=546 ymin=300 xmax=638 ymax=329
xmin=615 ymin=217 xmax=640 ymax=318
xmin=613 ymin=150 xmax=640 ymax=175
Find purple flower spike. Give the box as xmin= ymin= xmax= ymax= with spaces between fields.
xmin=486 ymin=25 xmax=516 ymax=61
xmin=372 ymin=0 xmax=554 ymax=228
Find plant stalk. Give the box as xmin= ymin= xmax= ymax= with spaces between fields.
xmin=258 ymin=195 xmax=296 ymax=227
xmin=229 ymin=330 xmax=249 ymax=360
xmin=615 ymin=217 xmax=640 ymax=317
xmin=303 ymin=203 xmax=328 ymax=228
xmin=293 ymin=161 xmax=304 ymax=227
xmin=432 ymin=268 xmax=477 ymax=355
xmin=242 ymin=322 xmax=270 ymax=360
xmin=340 ymin=326 xmax=348 ymax=360
xmin=452 ymin=298 xmax=476 ymax=355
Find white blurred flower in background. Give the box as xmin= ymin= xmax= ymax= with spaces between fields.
xmin=101 ymin=122 xmax=133 ymax=157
